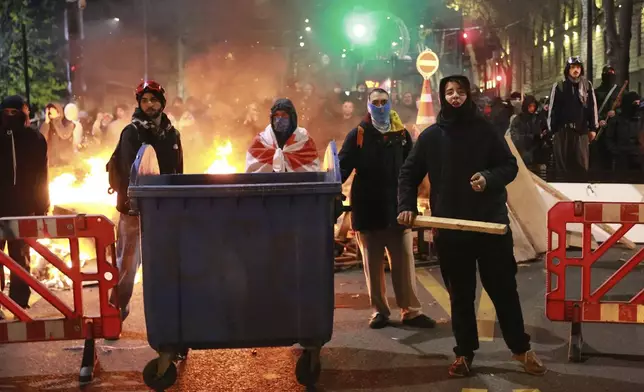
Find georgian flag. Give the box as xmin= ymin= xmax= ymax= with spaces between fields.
xmin=245 ymin=125 xmax=320 ymax=173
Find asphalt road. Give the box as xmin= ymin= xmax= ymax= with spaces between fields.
xmin=0 ymin=258 xmax=642 ymax=392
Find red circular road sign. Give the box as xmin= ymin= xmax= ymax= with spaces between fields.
xmin=416 ymin=50 xmax=440 ymax=79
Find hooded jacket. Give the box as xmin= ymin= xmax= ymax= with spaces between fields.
xmin=339 ymin=108 xmax=412 ymax=231
xmin=548 ymin=62 xmax=599 ymax=134
xmin=508 ymin=95 xmax=544 ymax=165
xmin=0 ymin=96 xmax=50 ymax=217
xmin=113 ymin=108 xmax=183 ymax=214
xmin=605 ymin=91 xmax=642 ymax=158
xmin=245 ymin=98 xmax=320 ymax=173
xmin=398 ymin=75 xmax=518 ymax=226
xmin=270 ymin=98 xmax=298 ymax=148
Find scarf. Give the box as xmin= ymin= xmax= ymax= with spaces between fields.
xmin=246 ymin=125 xmax=320 ymax=173
xmin=366 ymin=109 xmax=405 ymax=133
xmin=567 ymin=76 xmax=588 ymax=106
xmin=368 ymin=101 xmax=392 ymax=133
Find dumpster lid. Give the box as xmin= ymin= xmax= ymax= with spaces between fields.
xmin=129 ymin=173 xmax=341 ymax=198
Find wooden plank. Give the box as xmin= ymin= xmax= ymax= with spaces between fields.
xmin=505 ymin=136 xmax=549 ymax=253
xmin=530 ymin=172 xmax=637 ymax=250
xmin=408 ymin=215 xmax=508 ymax=235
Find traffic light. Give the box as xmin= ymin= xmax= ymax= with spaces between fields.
xmin=345 ymin=12 xmax=376 ymax=46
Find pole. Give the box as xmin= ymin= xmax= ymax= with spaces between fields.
xmin=143 ymin=0 xmax=148 ymax=80
xmin=586 ymin=0 xmax=593 ymax=82
xmin=459 ymin=9 xmax=464 ymax=72
xmin=21 ymin=23 xmax=30 ymax=106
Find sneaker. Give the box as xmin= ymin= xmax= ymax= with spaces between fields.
xmin=448 ymin=356 xmax=472 ymax=377
xmin=402 ymin=314 xmax=436 ymax=329
xmin=512 ymin=350 xmax=547 ymax=375
xmin=368 ymin=313 xmax=389 ymax=329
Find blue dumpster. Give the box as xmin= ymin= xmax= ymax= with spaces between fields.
xmin=129 ymin=142 xmax=341 ymax=390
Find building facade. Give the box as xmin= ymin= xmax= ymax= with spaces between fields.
xmin=475 ymin=0 xmax=644 ymax=100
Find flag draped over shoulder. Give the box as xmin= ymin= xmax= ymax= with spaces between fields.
xmin=245 ymin=125 xmax=320 ymax=173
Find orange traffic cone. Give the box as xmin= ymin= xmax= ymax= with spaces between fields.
xmin=416 ymin=79 xmax=436 ymax=131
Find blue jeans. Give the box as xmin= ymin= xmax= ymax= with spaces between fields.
xmin=109 ymin=213 xmax=141 ymax=321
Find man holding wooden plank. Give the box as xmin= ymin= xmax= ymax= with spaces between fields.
xmin=397 ymin=75 xmax=546 ymax=378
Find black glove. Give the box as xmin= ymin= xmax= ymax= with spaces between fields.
xmin=333 ymin=194 xmax=347 ymax=221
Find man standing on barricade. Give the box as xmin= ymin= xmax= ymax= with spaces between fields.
xmin=245 ymin=98 xmax=320 ymax=173
xmin=0 ymin=96 xmax=50 ymax=313
xmin=547 ymin=56 xmax=599 ymax=177
xmin=106 ymin=81 xmax=183 ymax=328
xmin=397 ymin=76 xmax=546 ymax=377
xmin=338 ymin=88 xmax=436 ymax=330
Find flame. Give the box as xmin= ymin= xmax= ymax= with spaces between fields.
xmin=206 ymin=140 xmax=241 ymax=174
xmin=27 ymin=239 xmax=93 ymax=290
xmin=3 ymin=139 xmax=244 ymax=293
xmin=49 ymin=155 xmax=117 ymax=209
xmin=5 ymin=154 xmax=120 ymax=291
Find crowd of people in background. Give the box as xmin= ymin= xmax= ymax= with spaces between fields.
xmin=22 ymin=61 xmax=644 ymax=183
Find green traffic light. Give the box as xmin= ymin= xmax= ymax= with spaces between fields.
xmin=352 ymin=23 xmax=367 ymax=38
xmin=345 ymin=12 xmax=375 ymax=45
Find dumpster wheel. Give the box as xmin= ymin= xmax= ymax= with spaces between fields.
xmin=295 ymin=348 xmax=321 ymax=387
xmin=143 ymin=357 xmax=177 ymax=391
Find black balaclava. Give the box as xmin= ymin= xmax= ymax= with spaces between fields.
xmin=0 ymin=95 xmax=27 ymax=130
xmin=270 ymin=98 xmax=298 ymax=148
xmin=601 ymin=66 xmax=617 ymax=86
xmin=437 ymin=75 xmax=478 ymax=126
xmin=620 ymin=91 xmax=640 ymax=118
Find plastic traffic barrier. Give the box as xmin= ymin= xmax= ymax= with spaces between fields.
xmin=0 ymin=214 xmax=121 ymax=384
xmin=546 ymin=201 xmax=644 ymax=362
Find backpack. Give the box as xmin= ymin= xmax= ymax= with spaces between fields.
xmin=106 ymin=141 xmax=123 ymax=195
xmin=106 ymin=124 xmax=139 ymax=195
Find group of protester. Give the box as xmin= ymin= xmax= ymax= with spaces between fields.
xmin=0 ymin=69 xmax=555 ymax=379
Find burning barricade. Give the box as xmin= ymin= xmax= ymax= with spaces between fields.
xmin=2 ymin=138 xmax=243 ymax=292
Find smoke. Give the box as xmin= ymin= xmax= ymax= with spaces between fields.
xmin=53 ymin=0 xmax=356 ymax=176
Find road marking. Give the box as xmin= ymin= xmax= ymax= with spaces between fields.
xmin=477 ymin=288 xmax=497 ymax=342
xmin=416 ymin=269 xmax=451 ymax=317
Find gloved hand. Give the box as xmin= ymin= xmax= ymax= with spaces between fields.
xmin=333 ymin=194 xmax=347 ymax=221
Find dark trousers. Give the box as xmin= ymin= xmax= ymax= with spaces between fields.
xmin=435 ymin=230 xmax=531 ymax=359
xmin=553 ymin=128 xmax=590 ymax=175
xmin=0 ymin=240 xmax=32 ymax=308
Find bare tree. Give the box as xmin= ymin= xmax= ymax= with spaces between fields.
xmin=604 ymin=0 xmax=634 ymax=84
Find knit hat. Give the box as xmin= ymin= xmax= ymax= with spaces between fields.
xmin=1 ymin=95 xmax=26 ymax=111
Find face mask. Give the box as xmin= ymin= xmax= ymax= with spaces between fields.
xmin=273 ymin=117 xmax=291 ymax=133
xmin=368 ymin=101 xmax=391 ymax=125
xmin=1 ymin=113 xmax=25 ymax=130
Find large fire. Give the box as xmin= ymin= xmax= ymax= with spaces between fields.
xmin=49 ymin=155 xmax=117 ymax=208
xmin=206 ymin=139 xmax=242 ymax=174
xmin=3 ymin=140 xmax=242 ymax=295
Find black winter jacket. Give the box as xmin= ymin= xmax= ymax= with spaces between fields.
xmin=114 ymin=110 xmax=183 ymax=214
xmin=398 ymin=75 xmax=518 ymax=226
xmin=0 ymin=125 xmax=50 ymax=217
xmin=339 ymin=118 xmax=413 ymax=231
